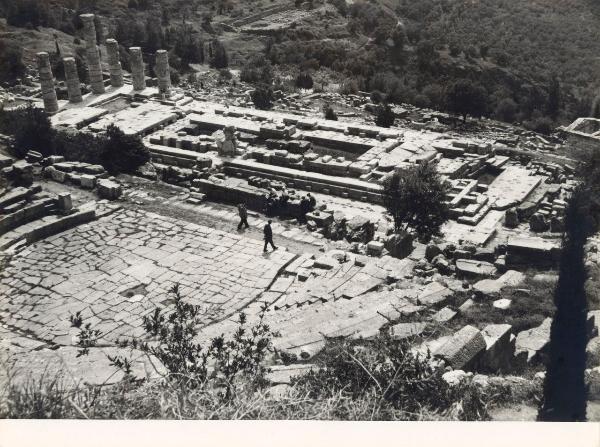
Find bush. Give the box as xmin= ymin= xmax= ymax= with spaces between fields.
xmin=101 ymin=125 xmax=150 ymax=175
xmin=323 ymin=103 xmax=337 ymax=120
xmin=494 ymin=98 xmax=518 ymax=123
xmin=339 ymin=78 xmax=359 ymax=95
xmin=295 ymin=72 xmax=314 ymax=89
xmin=292 ymin=334 xmax=491 ymax=420
xmin=523 ymin=116 xmax=554 ymax=135
xmin=251 ymin=85 xmax=273 ymax=110
xmin=209 ymin=39 xmax=228 ymax=69
xmin=382 ymin=162 xmax=450 ymax=239
xmin=375 ymin=103 xmax=395 ymax=128
xmin=54 ymin=130 xmax=104 ymax=165
xmin=240 ymin=55 xmax=273 ymax=85
xmin=370 ymin=90 xmax=385 ymax=104
xmin=77 ymin=284 xmax=277 ymax=399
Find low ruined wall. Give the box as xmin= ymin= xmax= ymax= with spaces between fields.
xmin=0 ymin=198 xmax=54 ymax=236
xmin=194 ymin=179 xmax=303 ymax=217
xmin=26 ymin=208 xmax=96 ymax=245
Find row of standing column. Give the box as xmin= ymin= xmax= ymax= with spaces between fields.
xmin=39 ymin=46 xmax=171 ymax=110
xmin=37 ymin=12 xmax=171 ymax=112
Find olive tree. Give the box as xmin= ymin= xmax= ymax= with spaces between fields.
xmin=382 ymin=162 xmax=450 ymax=240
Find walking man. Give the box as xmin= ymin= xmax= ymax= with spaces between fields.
xmin=263 ymin=219 xmax=277 ymax=252
xmin=237 ymin=203 xmax=249 ymax=230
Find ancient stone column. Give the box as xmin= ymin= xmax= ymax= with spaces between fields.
xmin=80 ymin=13 xmax=105 ymax=94
xmin=105 ymin=38 xmax=123 ymax=88
xmin=155 ymin=50 xmax=171 ymax=95
xmin=36 ymin=52 xmax=59 ymax=114
xmin=63 ymin=57 xmax=82 ymax=103
xmin=129 ymin=47 xmax=146 ymax=91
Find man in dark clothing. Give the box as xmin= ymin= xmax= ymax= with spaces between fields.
xmin=307 ymin=192 xmax=316 ymax=210
xmin=237 ymin=203 xmax=249 ymax=230
xmin=263 ymin=219 xmax=277 ymax=252
xmin=300 ymin=196 xmax=310 ymax=222
xmin=279 ymin=189 xmax=289 ymax=214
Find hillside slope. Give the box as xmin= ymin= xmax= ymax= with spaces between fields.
xmin=1 ymin=0 xmax=600 ymax=126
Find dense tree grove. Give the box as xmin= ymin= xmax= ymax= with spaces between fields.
xmin=444 ymin=80 xmax=488 ymax=123
xmin=0 ymin=39 xmax=26 ymax=84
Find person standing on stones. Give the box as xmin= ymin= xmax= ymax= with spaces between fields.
xmin=263 ymin=219 xmax=277 ymax=252
xmin=237 ymin=203 xmax=249 ymax=230
xmin=300 ymin=196 xmax=310 ymax=222
xmin=307 ymin=192 xmax=316 ymax=210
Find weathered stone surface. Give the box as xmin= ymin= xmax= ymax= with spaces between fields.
xmin=504 ymin=209 xmax=519 ymax=228
xmin=36 ymin=52 xmax=58 ymax=114
xmin=305 ymin=210 xmax=333 ymax=227
xmin=442 ymin=369 xmax=472 ymax=386
xmin=432 ymin=306 xmax=457 ymax=323
xmin=389 ymin=322 xmax=427 ymax=340
xmin=1 ymin=208 xmax=296 ymax=354
xmin=458 ymin=298 xmax=474 ymax=313
xmin=506 ymin=236 xmax=561 ymax=268
xmin=57 ymin=193 xmax=73 ymax=212
xmin=417 ymin=281 xmax=452 ymax=306
xmin=481 ymin=324 xmax=514 ymax=372
xmin=267 ymin=364 xmax=317 ymax=384
xmin=515 ymin=317 xmax=552 ymax=364
xmin=529 ymin=213 xmax=549 ymax=232
xmin=493 ymin=298 xmax=512 ymax=310
xmin=384 ymin=232 xmax=413 ymax=259
xmin=434 ymin=325 xmax=486 ymax=370
xmin=155 ymin=49 xmax=172 ymax=95
xmin=80 ymin=14 xmax=105 ymax=94
xmin=346 ymin=215 xmax=374 ymax=243
xmin=97 ymin=179 xmax=122 ymax=200
xmin=586 ymin=367 xmax=600 ymax=400
xmin=587 ymin=336 xmax=600 ymax=368
xmin=313 ymin=255 xmax=337 ymax=270
xmin=473 ymin=279 xmax=502 ymax=298
xmin=105 ymin=38 xmax=124 ymax=87
xmin=473 ymin=269 xmax=524 ymax=298
xmin=80 ymin=174 xmax=96 ymax=189
xmin=366 ymin=240 xmax=384 ymax=257
xmin=8 ymin=345 xmax=165 ymax=388
xmin=550 ymin=216 xmax=565 ymax=233
xmin=455 ymin=259 xmax=497 ymax=278
xmin=129 ymin=47 xmax=146 ymax=91
xmin=425 ymin=243 xmax=442 ymax=262
xmin=63 ymin=57 xmax=82 ymax=103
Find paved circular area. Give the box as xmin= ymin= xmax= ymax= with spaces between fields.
xmin=0 ymin=208 xmax=295 ymax=346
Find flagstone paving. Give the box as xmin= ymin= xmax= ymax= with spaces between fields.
xmin=0 ymin=208 xmax=296 ymax=347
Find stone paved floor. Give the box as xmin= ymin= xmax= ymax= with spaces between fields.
xmin=0 ymin=208 xmax=296 ymax=347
